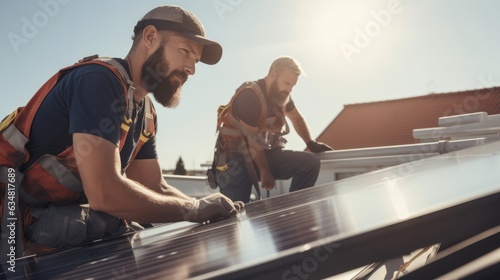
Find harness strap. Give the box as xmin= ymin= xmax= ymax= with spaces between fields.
xmin=218 ymin=126 xmax=242 ymax=137
xmin=242 ymin=81 xmax=290 ymax=139
xmin=217 ymin=82 xmax=271 ymax=200
xmin=247 ymin=82 xmax=267 ymax=125
xmin=142 ymin=97 xmax=155 ymax=139
xmin=2 ymin=123 xmax=28 ymax=155
xmin=219 ymin=82 xmax=269 ymax=149
xmin=1 ymin=55 xmax=155 ymax=208
xmin=240 ymin=141 xmax=262 ymax=200
xmin=94 ymin=57 xmax=136 ymax=125
xmin=37 ymin=155 xmax=82 ymax=193
xmin=233 ymin=82 xmax=268 ymax=129
xmin=0 ymin=55 xmax=157 ymax=262
xmin=78 ymin=55 xmax=146 ymax=153
xmin=130 ymin=96 xmax=155 ymax=161
xmin=95 ymin=57 xmax=155 ymax=160
xmin=19 ymin=58 xmax=135 ymax=198
xmin=219 ymin=81 xmax=290 ymax=150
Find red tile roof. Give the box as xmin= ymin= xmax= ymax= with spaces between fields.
xmin=317 ymin=87 xmax=500 ymax=149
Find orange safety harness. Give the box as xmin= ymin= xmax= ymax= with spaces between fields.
xmin=210 ymin=82 xmax=290 ymax=199
xmin=216 ymin=81 xmax=289 ymax=166
xmin=0 ymin=55 xmax=155 ymax=257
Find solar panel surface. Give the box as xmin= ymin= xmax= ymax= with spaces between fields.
xmin=8 ymin=141 xmax=500 ymax=279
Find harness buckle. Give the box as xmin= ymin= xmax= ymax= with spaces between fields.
xmin=78 ymin=54 xmax=99 ymax=63
xmin=216 ymin=164 xmax=228 ymax=171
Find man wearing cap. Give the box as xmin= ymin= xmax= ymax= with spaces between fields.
xmin=0 ymin=5 xmax=243 ymax=254
xmin=212 ymin=56 xmax=333 ymax=203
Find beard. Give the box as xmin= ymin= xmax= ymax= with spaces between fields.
xmin=140 ymin=43 xmax=188 ymax=108
xmin=268 ymin=80 xmax=290 ymax=109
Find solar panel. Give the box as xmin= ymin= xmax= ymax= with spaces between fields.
xmin=7 ymin=140 xmax=500 ymax=279
xmin=398 ymin=226 xmax=500 ymax=279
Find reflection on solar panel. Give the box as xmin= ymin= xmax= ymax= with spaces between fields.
xmin=7 ymin=141 xmax=500 ymax=279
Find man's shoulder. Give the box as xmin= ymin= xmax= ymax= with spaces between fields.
xmin=236 ymin=80 xmax=263 ymax=92
xmin=57 ymin=59 xmax=128 ymax=104
xmin=67 ymin=61 xmax=123 ymax=79
xmin=58 ymin=57 xmax=127 ymax=84
xmin=235 ymin=80 xmax=264 ymax=99
xmin=234 ymin=86 xmax=262 ymax=106
xmin=58 ymin=60 xmax=127 ymax=96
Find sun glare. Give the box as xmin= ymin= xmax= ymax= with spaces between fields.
xmin=294 ymin=2 xmax=370 ymax=51
xmin=293 ymin=1 xmax=405 ymax=71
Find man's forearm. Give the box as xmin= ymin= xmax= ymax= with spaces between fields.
xmin=74 ymin=134 xmax=238 ymax=224
xmin=156 ymin=180 xmax=194 ymax=199
xmin=292 ymin=116 xmax=313 ymax=143
xmin=86 ymin=176 xmax=196 ymax=224
xmin=286 ymin=108 xmax=314 ymax=143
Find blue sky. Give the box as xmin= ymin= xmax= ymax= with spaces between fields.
xmin=1 ymin=0 xmax=500 ymax=170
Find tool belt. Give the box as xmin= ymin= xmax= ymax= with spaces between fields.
xmin=25 ymin=203 xmax=127 ymax=253
xmin=1 ymin=166 xmax=128 ymax=257
xmin=207 ymin=135 xmax=287 ymax=200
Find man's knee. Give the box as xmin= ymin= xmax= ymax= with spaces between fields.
xmin=303 ymin=152 xmax=321 ymax=172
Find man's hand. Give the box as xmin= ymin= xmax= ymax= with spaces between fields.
xmin=260 ymin=171 xmax=275 ymax=190
xmin=307 ymin=141 xmax=333 ymax=153
xmin=185 ymin=193 xmax=244 ymax=223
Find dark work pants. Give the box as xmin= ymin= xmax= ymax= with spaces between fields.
xmin=216 ymin=149 xmax=321 ymax=203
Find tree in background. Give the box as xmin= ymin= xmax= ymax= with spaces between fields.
xmin=174 ymin=156 xmax=187 ymax=175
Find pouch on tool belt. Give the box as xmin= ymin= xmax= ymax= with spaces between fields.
xmin=26 ymin=204 xmax=88 ymax=248
xmin=26 ymin=203 xmax=126 ymax=249
xmin=206 ymin=164 xmax=218 ymax=189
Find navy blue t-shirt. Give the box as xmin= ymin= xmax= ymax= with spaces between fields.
xmin=22 ymin=59 xmax=158 ymax=172
xmin=232 ymin=79 xmax=295 ymax=127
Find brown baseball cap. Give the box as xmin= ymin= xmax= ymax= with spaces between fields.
xmin=134 ymin=5 xmax=222 ymax=65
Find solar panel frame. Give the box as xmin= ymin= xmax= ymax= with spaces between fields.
xmin=6 ymin=141 xmax=500 ymax=279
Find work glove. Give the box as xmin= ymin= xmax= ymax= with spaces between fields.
xmin=307 ymin=141 xmax=333 ymax=153
xmin=185 ymin=193 xmax=244 ymax=223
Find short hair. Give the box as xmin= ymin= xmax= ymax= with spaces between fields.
xmin=130 ymin=29 xmax=173 ymax=51
xmin=269 ymin=56 xmax=303 ymax=76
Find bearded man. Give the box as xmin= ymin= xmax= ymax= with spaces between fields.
xmin=212 ymin=56 xmax=333 ymax=203
xmin=0 ymin=5 xmax=244 ymax=256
